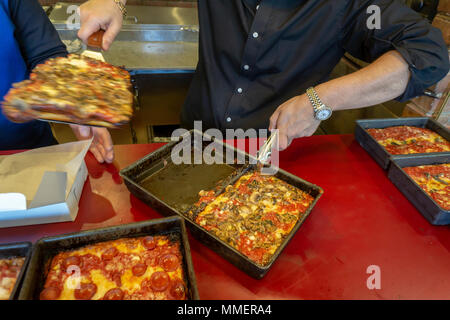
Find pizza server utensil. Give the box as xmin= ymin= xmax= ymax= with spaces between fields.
xmin=256 ymin=130 xmax=279 ymax=167
xmin=37 ymin=118 xmax=115 ymax=128
xmin=81 ymin=30 xmax=106 ymax=62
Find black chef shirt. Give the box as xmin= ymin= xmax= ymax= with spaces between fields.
xmin=181 ymin=0 xmax=449 ymax=131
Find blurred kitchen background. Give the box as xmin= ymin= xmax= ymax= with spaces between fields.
xmin=37 ymin=0 xmax=450 ymax=144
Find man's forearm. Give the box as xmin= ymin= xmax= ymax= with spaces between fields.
xmin=315 ymin=50 xmax=411 ymax=111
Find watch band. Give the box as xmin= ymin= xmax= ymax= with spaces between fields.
xmin=306 ymin=87 xmax=323 ymax=113
xmin=113 ymin=0 xmax=127 ymax=17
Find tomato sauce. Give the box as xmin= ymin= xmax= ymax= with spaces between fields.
xmin=367 ymin=126 xmax=450 ymax=155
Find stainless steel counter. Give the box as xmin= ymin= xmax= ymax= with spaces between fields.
xmin=51 ymin=2 xmax=199 ymax=71
xmin=49 ymin=2 xmax=198 ymax=26
xmin=59 ymin=27 xmax=199 ymax=71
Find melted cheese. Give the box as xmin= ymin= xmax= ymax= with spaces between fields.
xmin=66 ymin=58 xmax=89 ymax=69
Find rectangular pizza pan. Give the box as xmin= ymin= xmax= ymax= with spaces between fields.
xmin=355 ymin=117 xmax=450 ymax=170
xmin=18 ymin=216 xmax=199 ymax=300
xmin=0 ymin=241 xmax=32 ymax=300
xmin=120 ymin=130 xmax=324 ymax=279
xmin=388 ymin=154 xmax=450 ymax=225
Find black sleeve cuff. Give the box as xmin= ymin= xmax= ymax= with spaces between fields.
xmin=393 ymin=40 xmax=449 ymax=102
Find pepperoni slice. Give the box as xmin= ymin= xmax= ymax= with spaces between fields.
xmin=74 ymin=283 xmax=97 ymax=300
xmin=103 ymin=288 xmax=124 ymax=300
xmin=63 ymin=255 xmax=80 ymax=270
xmin=113 ymin=272 xmax=122 ymax=287
xmin=80 ymin=254 xmax=101 ymax=272
xmin=132 ymin=263 xmax=147 ymax=277
xmin=142 ymin=236 xmax=156 ymax=250
xmin=102 ymin=247 xmax=119 ymax=261
xmin=160 ymin=254 xmax=179 ymax=272
xmin=150 ymin=271 xmax=169 ymax=292
xmin=170 ymin=281 xmax=186 ymax=300
xmin=40 ymin=287 xmax=61 ymax=300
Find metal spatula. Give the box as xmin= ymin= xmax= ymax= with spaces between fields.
xmin=256 ymin=130 xmax=278 ymax=166
xmin=81 ymin=30 xmax=106 ymax=62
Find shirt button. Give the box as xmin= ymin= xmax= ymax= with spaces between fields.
xmin=226 ymin=117 xmax=232 ymax=123
xmin=253 ymin=32 xmax=259 ymax=38
xmin=243 ymin=65 xmax=250 ymax=71
xmin=237 ymin=88 xmax=243 ymax=94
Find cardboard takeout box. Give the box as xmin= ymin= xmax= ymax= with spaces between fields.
xmin=0 ymin=139 xmax=92 ymax=228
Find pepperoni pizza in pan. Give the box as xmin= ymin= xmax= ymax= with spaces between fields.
xmin=367 ymin=126 xmax=450 ymax=155
xmin=39 ymin=235 xmax=187 ymax=300
xmin=0 ymin=257 xmax=26 ymax=300
xmin=1 ymin=54 xmax=133 ymax=128
xmin=403 ymin=164 xmax=450 ymax=211
xmin=189 ymin=171 xmax=315 ymax=266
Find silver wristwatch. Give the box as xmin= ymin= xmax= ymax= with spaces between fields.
xmin=306 ymin=87 xmax=333 ymax=121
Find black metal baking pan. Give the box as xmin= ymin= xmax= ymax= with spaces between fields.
xmin=121 ymin=130 xmax=249 ymax=214
xmin=388 ymin=154 xmax=450 ymax=225
xmin=0 ymin=241 xmax=32 ymax=300
xmin=355 ymin=117 xmax=450 ymax=170
xmin=120 ymin=130 xmax=324 ymax=279
xmin=18 ymin=216 xmax=199 ymax=300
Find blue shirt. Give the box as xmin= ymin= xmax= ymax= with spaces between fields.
xmin=0 ymin=0 xmax=67 ymax=150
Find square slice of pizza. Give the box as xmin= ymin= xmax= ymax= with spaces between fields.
xmin=1 ymin=54 xmax=133 ymax=128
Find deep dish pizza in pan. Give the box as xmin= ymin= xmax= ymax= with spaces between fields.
xmin=403 ymin=164 xmax=450 ymax=211
xmin=188 ymin=171 xmax=315 ymax=266
xmin=39 ymin=235 xmax=187 ymax=300
xmin=367 ymin=126 xmax=450 ymax=155
xmin=1 ymin=54 xmax=133 ymax=128
xmin=0 ymin=257 xmax=26 ymax=300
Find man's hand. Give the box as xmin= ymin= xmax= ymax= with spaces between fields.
xmin=269 ymin=94 xmax=321 ymax=151
xmin=70 ymin=125 xmax=114 ymax=163
xmin=78 ymin=0 xmax=124 ymax=51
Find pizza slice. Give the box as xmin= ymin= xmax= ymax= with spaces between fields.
xmin=1 ymin=54 xmax=133 ymax=128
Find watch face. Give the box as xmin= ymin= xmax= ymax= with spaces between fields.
xmin=316 ymin=108 xmax=332 ymax=121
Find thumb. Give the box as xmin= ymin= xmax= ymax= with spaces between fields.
xmin=269 ymin=108 xmax=281 ymax=131
xmin=278 ymin=130 xmax=289 ymax=151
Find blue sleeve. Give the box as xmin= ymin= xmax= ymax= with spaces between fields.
xmin=9 ymin=0 xmax=68 ymax=71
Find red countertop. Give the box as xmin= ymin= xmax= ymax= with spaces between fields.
xmin=1 ymin=134 xmax=449 ymax=300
